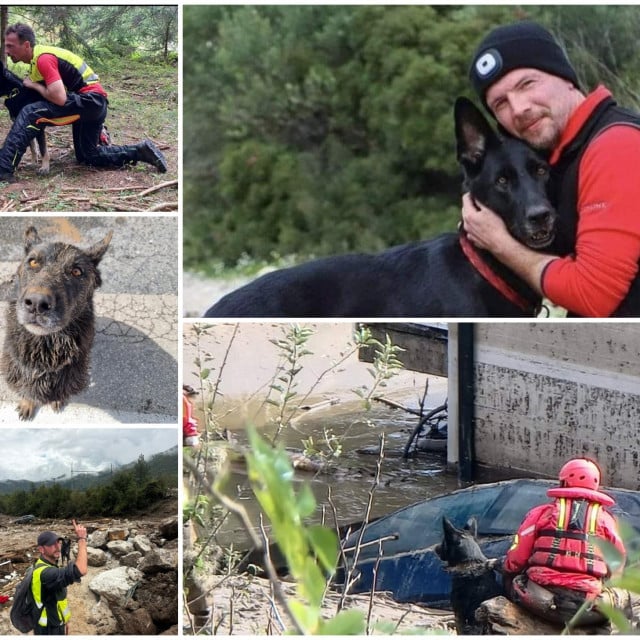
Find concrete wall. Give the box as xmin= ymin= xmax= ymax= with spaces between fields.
xmin=456 ymin=323 xmax=640 ymax=490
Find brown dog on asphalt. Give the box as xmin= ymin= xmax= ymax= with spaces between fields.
xmin=1 ymin=226 xmax=112 ymax=420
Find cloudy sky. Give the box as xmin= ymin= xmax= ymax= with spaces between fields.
xmin=0 ymin=428 xmax=177 ymax=482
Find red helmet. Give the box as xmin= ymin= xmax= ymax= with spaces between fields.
xmin=558 ymin=458 xmax=601 ymax=490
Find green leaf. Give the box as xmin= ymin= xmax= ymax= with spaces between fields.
xmin=316 ymin=609 xmax=366 ymax=635
xmin=589 ymin=535 xmax=625 ymax=574
xmin=288 ymin=599 xmax=319 ymax=634
xmin=306 ymin=524 xmax=338 ymax=573
xmin=296 ymin=483 xmax=317 ymax=519
xmin=592 ymin=602 xmax=632 ymax=633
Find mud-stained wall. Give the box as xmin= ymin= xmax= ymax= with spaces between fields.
xmin=471 ymin=323 xmax=640 ymax=490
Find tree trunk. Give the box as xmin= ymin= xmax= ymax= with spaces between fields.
xmin=475 ymin=596 xmax=610 ymax=635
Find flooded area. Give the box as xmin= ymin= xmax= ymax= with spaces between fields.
xmin=182 ymin=321 xmax=454 ymax=548
xmin=184 ymin=322 xmax=514 ymax=551
xmin=214 ymin=391 xmax=460 ymax=546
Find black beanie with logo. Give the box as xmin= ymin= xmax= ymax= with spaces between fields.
xmin=469 ymin=21 xmax=580 ymax=110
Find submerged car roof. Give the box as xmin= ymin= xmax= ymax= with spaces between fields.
xmin=344 ymin=478 xmax=640 ymax=563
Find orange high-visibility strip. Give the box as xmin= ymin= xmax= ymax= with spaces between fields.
xmin=35 ymin=114 xmax=81 ymax=126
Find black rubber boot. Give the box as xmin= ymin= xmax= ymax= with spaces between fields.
xmin=136 ymin=139 xmax=167 ymax=173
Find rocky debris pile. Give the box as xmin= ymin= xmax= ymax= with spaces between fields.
xmin=85 ymin=517 xmax=179 ymax=635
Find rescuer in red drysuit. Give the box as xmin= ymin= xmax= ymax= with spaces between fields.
xmin=501 ymin=458 xmax=638 ymax=626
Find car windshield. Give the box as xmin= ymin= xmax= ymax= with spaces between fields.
xmin=479 ymin=481 xmax=553 ymax=534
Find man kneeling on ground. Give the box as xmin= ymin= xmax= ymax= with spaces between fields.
xmin=0 ymin=22 xmax=166 ymax=182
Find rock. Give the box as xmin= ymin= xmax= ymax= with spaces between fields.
xmin=89 ymin=566 xmax=144 ymax=605
xmin=107 ymin=528 xmax=129 ymax=542
xmin=161 ymin=624 xmax=180 ymax=635
xmin=132 ymin=535 xmax=152 ymax=555
xmin=87 ymin=547 xmax=108 ymax=567
xmin=121 ymin=551 xmax=143 ymax=568
xmin=136 ymin=571 xmax=178 ymax=626
xmin=88 ymin=530 xmax=108 ymax=548
xmin=107 ymin=540 xmax=135 ymax=557
xmin=139 ymin=549 xmax=177 ymax=574
xmin=159 ymin=517 xmax=178 ymax=540
xmin=87 ymin=597 xmax=118 ymax=634
xmin=111 ymin=605 xmax=157 ymax=635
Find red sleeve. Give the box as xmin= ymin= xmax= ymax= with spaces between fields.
xmin=599 ymin=511 xmax=626 ymax=571
xmin=542 ymin=125 xmax=640 ymax=316
xmin=503 ymin=504 xmax=548 ymax=574
xmin=36 ymin=53 xmax=62 ymax=86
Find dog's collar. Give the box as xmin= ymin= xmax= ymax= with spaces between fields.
xmin=459 ymin=233 xmax=536 ymax=314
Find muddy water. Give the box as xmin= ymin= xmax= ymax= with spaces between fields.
xmin=212 ymin=386 xmax=465 ymax=548
xmin=186 ymin=323 xmax=471 ymax=547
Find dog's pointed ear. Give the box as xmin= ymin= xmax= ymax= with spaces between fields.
xmin=454 ymin=97 xmax=500 ymax=171
xmin=86 ymin=230 xmax=113 ymax=265
xmin=23 ymin=226 xmax=42 ymax=253
xmin=442 ymin=516 xmax=457 ymax=536
xmin=464 ymin=516 xmax=478 ymax=539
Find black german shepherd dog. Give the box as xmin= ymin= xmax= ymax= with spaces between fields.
xmin=0 ymin=61 xmax=49 ymax=173
xmin=204 ymin=97 xmax=556 ymax=318
xmin=435 ymin=516 xmax=502 ymax=635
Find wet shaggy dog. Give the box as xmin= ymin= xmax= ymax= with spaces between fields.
xmin=1 ymin=226 xmax=112 ymax=420
xmin=0 ymin=61 xmax=49 ymax=173
xmin=204 ymin=97 xmax=556 ymax=318
xmin=435 ymin=517 xmax=502 ymax=635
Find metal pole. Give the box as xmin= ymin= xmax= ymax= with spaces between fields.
xmin=457 ymin=323 xmax=475 ymax=481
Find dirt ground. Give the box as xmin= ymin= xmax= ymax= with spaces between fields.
xmin=187 ymin=573 xmax=455 ymax=635
xmin=0 ymin=60 xmax=177 ymax=213
xmin=0 ymin=497 xmax=177 ymax=636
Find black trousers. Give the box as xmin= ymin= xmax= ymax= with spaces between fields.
xmin=0 ymin=92 xmax=138 ymax=173
xmin=34 ymin=623 xmax=66 ymax=635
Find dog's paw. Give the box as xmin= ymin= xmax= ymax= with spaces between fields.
xmin=52 ymin=400 xmax=65 ymax=413
xmin=17 ymin=399 xmax=36 ymax=420
xmin=36 ymin=166 xmax=50 ymax=176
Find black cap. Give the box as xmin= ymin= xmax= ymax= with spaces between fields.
xmin=469 ymin=21 xmax=579 ymax=110
xmin=37 ymin=531 xmax=62 ymax=546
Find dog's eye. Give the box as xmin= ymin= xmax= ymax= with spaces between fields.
xmin=536 ymin=165 xmax=548 ymax=176
xmin=71 ymin=266 xmax=83 ymax=277
xmin=496 ymin=176 xmax=508 ymax=187
xmin=28 ymin=258 xmax=39 ymax=268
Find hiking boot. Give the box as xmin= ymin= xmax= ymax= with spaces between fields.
xmin=136 ymin=139 xmax=167 ymax=173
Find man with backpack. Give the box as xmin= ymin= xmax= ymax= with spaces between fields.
xmin=31 ymin=520 xmax=87 ymax=635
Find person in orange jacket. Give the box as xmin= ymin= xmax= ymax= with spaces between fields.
xmin=502 ymin=458 xmax=637 ymax=625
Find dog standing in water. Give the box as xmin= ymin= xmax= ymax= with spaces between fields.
xmin=2 ymin=226 xmax=112 ymax=420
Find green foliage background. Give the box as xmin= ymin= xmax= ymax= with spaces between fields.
xmin=6 ymin=6 xmax=178 ymax=63
xmin=0 ymin=452 xmax=178 ymax=519
xmin=184 ymin=6 xmax=640 ymax=273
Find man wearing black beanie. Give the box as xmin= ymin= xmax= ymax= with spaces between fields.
xmin=461 ymin=21 xmax=640 ymax=317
